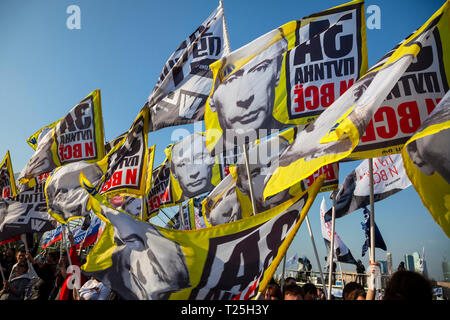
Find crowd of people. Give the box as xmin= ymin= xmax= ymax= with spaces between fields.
xmin=0 ymin=242 xmax=441 ymax=301
xmin=262 ymin=258 xmax=440 ymax=301
xmin=0 ymin=236 xmax=114 ymax=301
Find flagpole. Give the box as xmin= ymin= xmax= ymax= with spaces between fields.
xmin=0 ymin=261 xmax=5 ymax=281
xmin=327 ymin=193 xmax=337 ymax=300
xmin=368 ymin=158 xmax=376 ymax=264
xmin=219 ymin=0 xmax=231 ymax=54
xmin=280 ymin=255 xmax=286 ymax=289
xmin=179 ymin=202 xmax=186 ymax=230
xmin=305 ymin=215 xmax=327 ymax=298
xmin=243 ymin=143 xmax=257 ymax=216
xmin=78 ymin=215 xmax=92 ymax=256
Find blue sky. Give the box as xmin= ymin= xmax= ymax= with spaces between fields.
xmin=0 ymin=0 xmax=448 ymax=281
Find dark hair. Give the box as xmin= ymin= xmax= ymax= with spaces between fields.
xmin=343 ymin=281 xmax=364 ymax=300
xmin=383 ymin=270 xmax=432 ymax=300
xmin=302 ymin=283 xmax=317 ymax=296
xmin=284 ymin=284 xmax=304 ymax=299
xmin=264 ymin=283 xmax=283 ymax=300
xmin=347 ymin=288 xmax=366 ymax=300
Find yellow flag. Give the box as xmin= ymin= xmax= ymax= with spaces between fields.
xmin=402 ymin=90 xmax=450 ymax=237
xmin=0 ymin=151 xmax=18 ymax=198
xmin=205 ymin=0 xmax=367 ymax=153
xmin=264 ymin=1 xmax=450 ymax=200
xmin=19 ymin=89 xmax=105 ymax=184
xmin=79 ymin=169 xmax=324 ymax=300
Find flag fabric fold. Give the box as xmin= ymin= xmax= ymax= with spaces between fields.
xmin=0 ymin=177 xmax=55 ymax=242
xmin=361 ymin=206 xmax=387 ymax=257
xmin=320 ymin=197 xmax=357 ymax=264
xmin=147 ymin=3 xmax=227 ymax=131
xmin=401 ymin=89 xmax=450 ymax=237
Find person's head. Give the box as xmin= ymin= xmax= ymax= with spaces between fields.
xmin=284 ymin=276 xmax=297 ymax=287
xmin=383 ymin=270 xmax=432 ymax=300
xmin=6 ymin=247 xmax=16 ymax=259
xmin=15 ymin=262 xmax=28 ymax=276
xmin=209 ymin=31 xmax=288 ymax=138
xmin=284 ymin=284 xmax=304 ymax=300
xmin=170 ymin=133 xmax=215 ymax=198
xmin=16 ymin=249 xmax=26 ymax=263
xmin=263 ymin=283 xmax=282 ymax=300
xmin=302 ymin=283 xmax=318 ymax=300
xmin=347 ymin=288 xmax=366 ymax=300
xmin=343 ymin=282 xmax=364 ymax=300
xmin=235 ymin=136 xmax=290 ymax=212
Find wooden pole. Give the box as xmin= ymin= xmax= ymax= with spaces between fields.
xmin=369 ymin=158 xmax=376 ymax=264
xmin=243 ymin=143 xmax=257 ymax=216
xmin=305 ymin=215 xmax=327 ymax=298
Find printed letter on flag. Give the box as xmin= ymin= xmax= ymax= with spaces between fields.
xmin=402 ymin=90 xmax=450 ymax=237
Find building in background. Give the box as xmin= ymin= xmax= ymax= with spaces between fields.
xmin=442 ymin=258 xmax=450 ymax=282
xmin=386 ymin=252 xmax=393 ymax=275
xmin=404 ymin=251 xmax=428 ymax=278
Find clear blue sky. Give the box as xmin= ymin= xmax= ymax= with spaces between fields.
xmin=0 ymin=0 xmax=448 ymax=281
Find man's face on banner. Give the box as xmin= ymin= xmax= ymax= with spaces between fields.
xmin=236 ymin=136 xmax=290 ymax=212
xmin=210 ymin=38 xmax=287 ymax=139
xmin=171 ymin=134 xmax=215 ymax=198
xmin=46 ymin=162 xmax=103 ymax=221
xmin=100 ymin=206 xmax=190 ymax=300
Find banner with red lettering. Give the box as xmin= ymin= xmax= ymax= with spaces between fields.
xmin=324 ymin=154 xmax=411 ymax=222
xmin=263 ymin=1 xmax=449 ymax=200
xmin=18 ymin=89 xmax=105 ymax=184
xmin=45 ymin=108 xmax=149 ymax=224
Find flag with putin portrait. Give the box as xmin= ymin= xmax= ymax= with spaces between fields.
xmin=79 ymin=170 xmax=325 ymax=300
xmin=263 ymin=2 xmax=450 ymax=200
xmin=144 ymin=132 xmax=226 ymax=220
xmin=204 ymin=0 xmax=367 ymax=153
xmin=202 ymin=129 xmax=338 ymax=227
